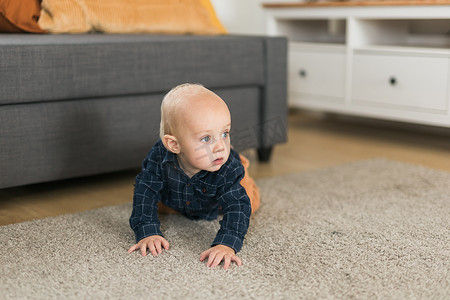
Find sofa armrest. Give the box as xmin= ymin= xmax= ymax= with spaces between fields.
xmin=259 ymin=36 xmax=288 ymax=148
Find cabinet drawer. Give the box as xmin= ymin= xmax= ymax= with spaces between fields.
xmin=352 ymin=53 xmax=449 ymax=111
xmin=289 ymin=47 xmax=346 ymax=99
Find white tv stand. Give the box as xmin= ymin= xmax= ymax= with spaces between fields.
xmin=263 ymin=1 xmax=450 ymax=128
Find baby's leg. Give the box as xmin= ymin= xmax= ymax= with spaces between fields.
xmin=239 ymin=155 xmax=260 ymax=214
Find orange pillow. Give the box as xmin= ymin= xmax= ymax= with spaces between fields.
xmin=0 ymin=0 xmax=45 ymax=33
xmin=39 ymin=0 xmax=227 ymax=34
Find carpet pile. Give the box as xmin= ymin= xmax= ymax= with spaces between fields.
xmin=1 ymin=158 xmax=449 ymax=299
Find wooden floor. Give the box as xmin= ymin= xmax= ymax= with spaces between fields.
xmin=1 ymin=110 xmax=449 ymax=226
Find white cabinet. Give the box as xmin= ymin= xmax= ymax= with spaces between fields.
xmin=263 ymin=1 xmax=450 ymax=127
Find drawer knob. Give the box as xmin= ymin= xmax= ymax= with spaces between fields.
xmin=299 ymin=69 xmax=307 ymax=77
xmin=389 ymin=77 xmax=397 ymax=86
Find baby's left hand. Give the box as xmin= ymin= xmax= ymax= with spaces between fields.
xmin=200 ymin=245 xmax=242 ymax=270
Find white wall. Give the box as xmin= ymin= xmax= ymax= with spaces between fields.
xmin=210 ymin=0 xmax=266 ymax=35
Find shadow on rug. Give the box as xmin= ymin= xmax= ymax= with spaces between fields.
xmin=1 ymin=158 xmax=449 ymax=299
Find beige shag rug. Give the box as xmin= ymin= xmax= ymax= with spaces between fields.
xmin=1 ymin=158 xmax=449 ymax=299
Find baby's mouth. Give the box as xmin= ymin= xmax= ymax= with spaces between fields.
xmin=213 ymin=157 xmax=224 ymax=166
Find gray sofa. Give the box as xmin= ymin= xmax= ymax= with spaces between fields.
xmin=0 ymin=34 xmax=287 ymax=189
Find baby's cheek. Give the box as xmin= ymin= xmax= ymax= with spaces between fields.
xmin=225 ymin=144 xmax=231 ymax=158
xmin=193 ymin=147 xmax=213 ymax=163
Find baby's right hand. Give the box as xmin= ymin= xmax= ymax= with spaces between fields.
xmin=127 ymin=235 xmax=170 ymax=257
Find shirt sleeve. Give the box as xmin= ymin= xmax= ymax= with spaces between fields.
xmin=129 ymin=147 xmax=165 ymax=243
xmin=211 ymin=160 xmax=252 ymax=253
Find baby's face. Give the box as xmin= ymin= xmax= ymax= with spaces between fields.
xmin=175 ymin=92 xmax=231 ymax=177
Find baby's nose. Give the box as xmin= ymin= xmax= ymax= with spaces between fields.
xmin=213 ymin=138 xmax=225 ymax=152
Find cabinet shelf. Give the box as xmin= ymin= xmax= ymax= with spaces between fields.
xmin=353 ymin=45 xmax=450 ymax=57
xmin=290 ymin=42 xmax=346 ymax=51
xmin=274 ymin=19 xmax=346 ymax=44
xmin=352 ymin=19 xmax=450 ymax=50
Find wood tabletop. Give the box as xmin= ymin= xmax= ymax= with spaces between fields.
xmin=262 ymin=0 xmax=450 ymax=8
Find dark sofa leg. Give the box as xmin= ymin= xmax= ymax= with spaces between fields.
xmin=257 ymin=147 xmax=273 ymax=162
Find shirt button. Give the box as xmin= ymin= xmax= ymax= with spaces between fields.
xmin=202 ymin=187 xmax=206 ymax=193
xmin=187 ymin=183 xmax=191 ymax=187
xmin=186 ymin=201 xmax=191 ymax=205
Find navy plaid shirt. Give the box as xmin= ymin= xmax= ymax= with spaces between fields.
xmin=129 ymin=140 xmax=251 ymax=253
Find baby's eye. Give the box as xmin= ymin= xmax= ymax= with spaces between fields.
xmin=222 ymin=131 xmax=229 ymax=139
xmin=201 ymin=136 xmax=211 ymax=143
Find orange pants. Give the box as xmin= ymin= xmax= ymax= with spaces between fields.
xmin=158 ymin=154 xmax=260 ymax=215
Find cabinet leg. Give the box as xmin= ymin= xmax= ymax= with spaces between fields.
xmin=257 ymin=147 xmax=273 ymax=162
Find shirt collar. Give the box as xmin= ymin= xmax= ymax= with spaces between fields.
xmin=161 ymin=144 xmax=177 ymax=167
xmin=159 ymin=142 xmax=209 ymax=180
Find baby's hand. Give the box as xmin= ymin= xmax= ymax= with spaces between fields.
xmin=128 ymin=235 xmax=169 ymax=257
xmin=200 ymin=245 xmax=242 ymax=270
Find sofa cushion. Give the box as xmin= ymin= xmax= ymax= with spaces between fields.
xmin=0 ymin=87 xmax=260 ymax=187
xmin=0 ymin=34 xmax=265 ymax=105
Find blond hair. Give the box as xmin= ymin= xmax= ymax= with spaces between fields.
xmin=160 ymin=83 xmax=208 ymax=140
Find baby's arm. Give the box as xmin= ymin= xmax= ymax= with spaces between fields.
xmin=129 ymin=145 xmax=167 ymax=256
xmin=202 ymin=157 xmax=250 ymax=269
xmin=128 ymin=235 xmax=169 ymax=257
xmin=200 ymin=245 xmax=242 ymax=270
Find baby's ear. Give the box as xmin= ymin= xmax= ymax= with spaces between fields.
xmin=162 ymin=135 xmax=180 ymax=154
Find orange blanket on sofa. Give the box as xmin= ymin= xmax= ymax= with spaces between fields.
xmin=39 ymin=0 xmax=227 ymax=34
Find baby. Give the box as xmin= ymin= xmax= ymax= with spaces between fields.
xmin=128 ymin=83 xmax=259 ymax=269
